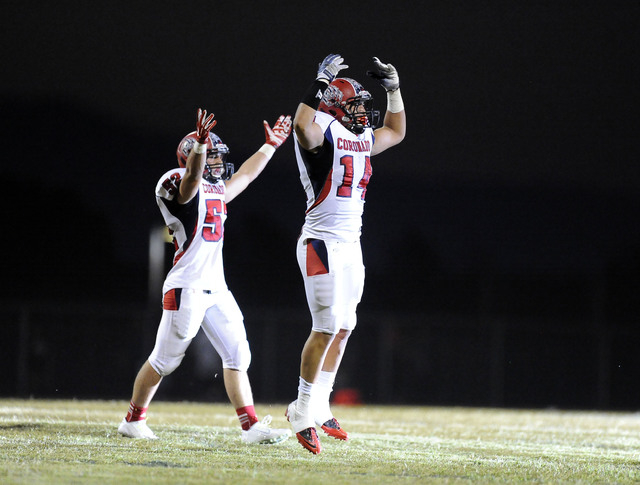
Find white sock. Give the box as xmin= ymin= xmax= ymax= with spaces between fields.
xmin=316 ymin=370 xmax=336 ymax=391
xmin=297 ymin=376 xmax=313 ymax=414
xmin=311 ymin=371 xmax=336 ymax=424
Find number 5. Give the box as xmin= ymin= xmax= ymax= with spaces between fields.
xmin=202 ymin=199 xmax=226 ymax=242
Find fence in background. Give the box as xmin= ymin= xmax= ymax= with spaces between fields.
xmin=3 ymin=300 xmax=638 ymax=410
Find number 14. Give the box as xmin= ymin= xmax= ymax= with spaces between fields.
xmin=337 ymin=155 xmax=372 ymax=200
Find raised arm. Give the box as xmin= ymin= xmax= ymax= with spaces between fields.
xmin=177 ymin=109 xmax=217 ymax=204
xmin=367 ymin=57 xmax=406 ymax=156
xmin=293 ymin=54 xmax=349 ymax=153
xmin=225 ymin=115 xmax=292 ymax=203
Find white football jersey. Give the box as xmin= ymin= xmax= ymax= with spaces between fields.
xmin=294 ymin=111 xmax=374 ymax=242
xmin=155 ymin=168 xmax=228 ymax=294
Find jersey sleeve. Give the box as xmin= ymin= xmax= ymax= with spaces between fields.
xmin=156 ymin=169 xmax=185 ymax=201
xmin=155 ymin=168 xmax=200 ymax=218
xmin=314 ymin=111 xmax=336 ymax=134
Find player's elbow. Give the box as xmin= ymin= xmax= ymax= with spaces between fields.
xmin=386 ymin=123 xmax=406 ymax=147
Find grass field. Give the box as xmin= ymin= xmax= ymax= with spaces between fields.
xmin=1 ymin=399 xmax=639 ymax=484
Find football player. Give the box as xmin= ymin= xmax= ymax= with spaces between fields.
xmin=286 ymin=54 xmax=406 ymax=453
xmin=118 ymin=108 xmax=293 ymax=444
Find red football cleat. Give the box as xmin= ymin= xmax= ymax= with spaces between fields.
xmin=320 ymin=418 xmax=349 ymax=441
xmin=296 ymin=427 xmax=321 ymax=454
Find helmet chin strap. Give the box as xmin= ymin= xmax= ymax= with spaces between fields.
xmin=342 ymin=115 xmax=367 ymax=135
xmin=203 ymin=173 xmax=217 ymax=183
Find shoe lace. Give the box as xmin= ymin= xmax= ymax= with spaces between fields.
xmin=323 ymin=418 xmax=340 ymax=429
xmin=299 ymin=427 xmax=318 ymax=441
xmin=252 ymin=415 xmax=272 ymax=430
xmin=261 ymin=415 xmax=272 ymax=426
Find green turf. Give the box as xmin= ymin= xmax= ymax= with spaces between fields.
xmin=1 ymin=399 xmax=639 ymax=483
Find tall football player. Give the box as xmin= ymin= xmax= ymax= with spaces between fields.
xmin=286 ymin=54 xmax=406 ymax=453
xmin=118 ymin=109 xmax=293 ymax=444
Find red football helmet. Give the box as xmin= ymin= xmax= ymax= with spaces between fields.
xmin=175 ymin=131 xmax=234 ymax=182
xmin=318 ymin=78 xmax=376 ymax=134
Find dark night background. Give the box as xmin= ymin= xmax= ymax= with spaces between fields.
xmin=1 ymin=2 xmax=638 ymax=410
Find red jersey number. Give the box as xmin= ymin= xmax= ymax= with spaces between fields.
xmin=337 ymin=156 xmax=372 ymax=200
xmin=358 ymin=156 xmax=372 ymax=200
xmin=337 ymin=156 xmax=354 ymax=198
xmin=161 ymin=172 xmax=181 ymax=196
xmin=202 ymin=199 xmax=226 ymax=242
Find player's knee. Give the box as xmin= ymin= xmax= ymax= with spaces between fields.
xmin=222 ymin=339 xmax=251 ymax=372
xmin=149 ymin=352 xmax=185 ymax=377
xmin=311 ymin=310 xmax=340 ymax=335
xmin=345 ymin=312 xmax=358 ymax=331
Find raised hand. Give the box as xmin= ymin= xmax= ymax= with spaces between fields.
xmin=263 ymin=115 xmax=292 ymax=148
xmin=366 ymin=57 xmax=400 ymax=92
xmin=316 ymin=54 xmax=348 ymax=83
xmin=195 ymin=108 xmax=217 ymax=143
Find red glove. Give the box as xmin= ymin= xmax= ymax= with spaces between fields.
xmin=195 ymin=108 xmax=217 ymax=144
xmin=263 ymin=115 xmax=292 ymax=148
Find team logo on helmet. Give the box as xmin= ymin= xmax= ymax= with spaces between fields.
xmin=322 ymin=84 xmax=345 ymax=108
xmin=179 ymin=138 xmax=196 ymax=163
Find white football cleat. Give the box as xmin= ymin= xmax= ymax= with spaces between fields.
xmin=241 ymin=415 xmax=291 ymax=444
xmin=118 ymin=418 xmax=158 ymax=439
